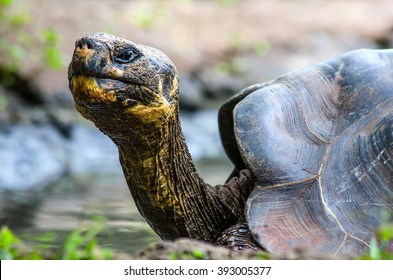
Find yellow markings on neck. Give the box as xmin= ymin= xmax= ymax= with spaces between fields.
xmin=126 ymin=95 xmax=176 ymax=125
xmin=157 ymin=77 xmax=164 ymax=96
xmin=169 ymin=76 xmax=179 ymax=100
xmin=146 ymin=155 xmax=180 ymax=211
xmin=121 ymin=144 xmax=181 ymax=214
xmin=124 ymin=106 xmax=180 ymax=210
xmin=125 ymin=76 xmax=179 ymax=125
xmin=70 ymin=75 xmax=117 ymax=103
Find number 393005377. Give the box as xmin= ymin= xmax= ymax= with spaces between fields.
xmin=217 ymin=266 xmax=271 ymax=276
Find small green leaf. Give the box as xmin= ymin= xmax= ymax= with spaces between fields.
xmin=27 ymin=250 xmax=44 ymax=260
xmin=253 ymin=40 xmax=270 ymax=57
xmin=168 ymin=252 xmax=178 ymax=260
xmin=0 ymin=0 xmax=13 ymax=7
xmin=369 ymin=237 xmax=381 ymax=260
xmin=133 ymin=8 xmax=154 ymax=29
xmin=10 ymin=12 xmax=30 ymax=26
xmin=231 ymin=57 xmax=246 ymax=74
xmin=378 ymin=224 xmax=393 ymax=242
xmin=102 ymin=248 xmax=113 ymax=260
xmin=215 ymin=61 xmax=231 ymax=76
xmin=192 ymin=250 xmax=205 ymax=259
xmin=43 ymin=46 xmax=64 ymax=70
xmin=0 ymin=226 xmax=20 ymax=250
xmin=40 ymin=29 xmax=60 ymax=44
xmin=33 ymin=232 xmax=57 ymax=243
xmin=252 ymin=251 xmax=271 ymax=260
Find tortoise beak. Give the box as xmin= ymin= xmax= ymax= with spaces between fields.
xmin=68 ymin=36 xmax=104 ymax=81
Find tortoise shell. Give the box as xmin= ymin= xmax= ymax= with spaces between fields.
xmin=219 ymin=49 xmax=393 ymax=256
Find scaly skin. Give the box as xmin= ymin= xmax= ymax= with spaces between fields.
xmin=68 ymin=33 xmax=255 ymax=243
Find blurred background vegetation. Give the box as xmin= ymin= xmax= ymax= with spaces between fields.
xmin=0 ymin=0 xmax=393 ymax=259
xmin=0 ymin=0 xmax=63 ymax=84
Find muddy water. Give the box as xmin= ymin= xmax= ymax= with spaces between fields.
xmin=2 ymin=159 xmax=233 ymax=256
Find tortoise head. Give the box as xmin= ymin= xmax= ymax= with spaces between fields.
xmin=68 ymin=33 xmax=179 ymax=137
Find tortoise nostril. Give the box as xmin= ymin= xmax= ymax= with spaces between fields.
xmin=86 ymin=40 xmax=93 ymax=50
xmin=76 ymin=37 xmax=95 ymax=50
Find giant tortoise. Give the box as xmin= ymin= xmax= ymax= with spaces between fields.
xmin=68 ymin=33 xmax=393 ymax=257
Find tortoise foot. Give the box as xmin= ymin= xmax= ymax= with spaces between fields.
xmin=216 ymin=223 xmax=261 ymax=251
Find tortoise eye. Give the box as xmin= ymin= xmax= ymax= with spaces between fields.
xmin=115 ymin=49 xmax=139 ymax=64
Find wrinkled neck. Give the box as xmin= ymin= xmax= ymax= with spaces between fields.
xmin=117 ymin=111 xmax=203 ymax=194
xmin=114 ymin=110 xmax=211 ymax=239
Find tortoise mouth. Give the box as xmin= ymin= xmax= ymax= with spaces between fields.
xmin=69 ymin=74 xmax=139 ymax=107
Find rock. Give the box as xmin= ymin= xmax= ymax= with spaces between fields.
xmin=68 ymin=124 xmax=121 ymax=174
xmin=0 ymin=125 xmax=67 ymax=191
xmin=178 ymin=74 xmax=205 ymax=110
xmin=196 ymin=66 xmax=247 ymax=101
xmin=180 ymin=109 xmax=225 ymax=161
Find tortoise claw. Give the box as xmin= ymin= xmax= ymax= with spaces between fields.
xmin=216 ymin=223 xmax=261 ymax=251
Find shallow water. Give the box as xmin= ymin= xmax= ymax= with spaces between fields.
xmin=0 ymin=107 xmax=235 ymax=256
xmin=1 ymin=158 xmax=233 ymax=256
